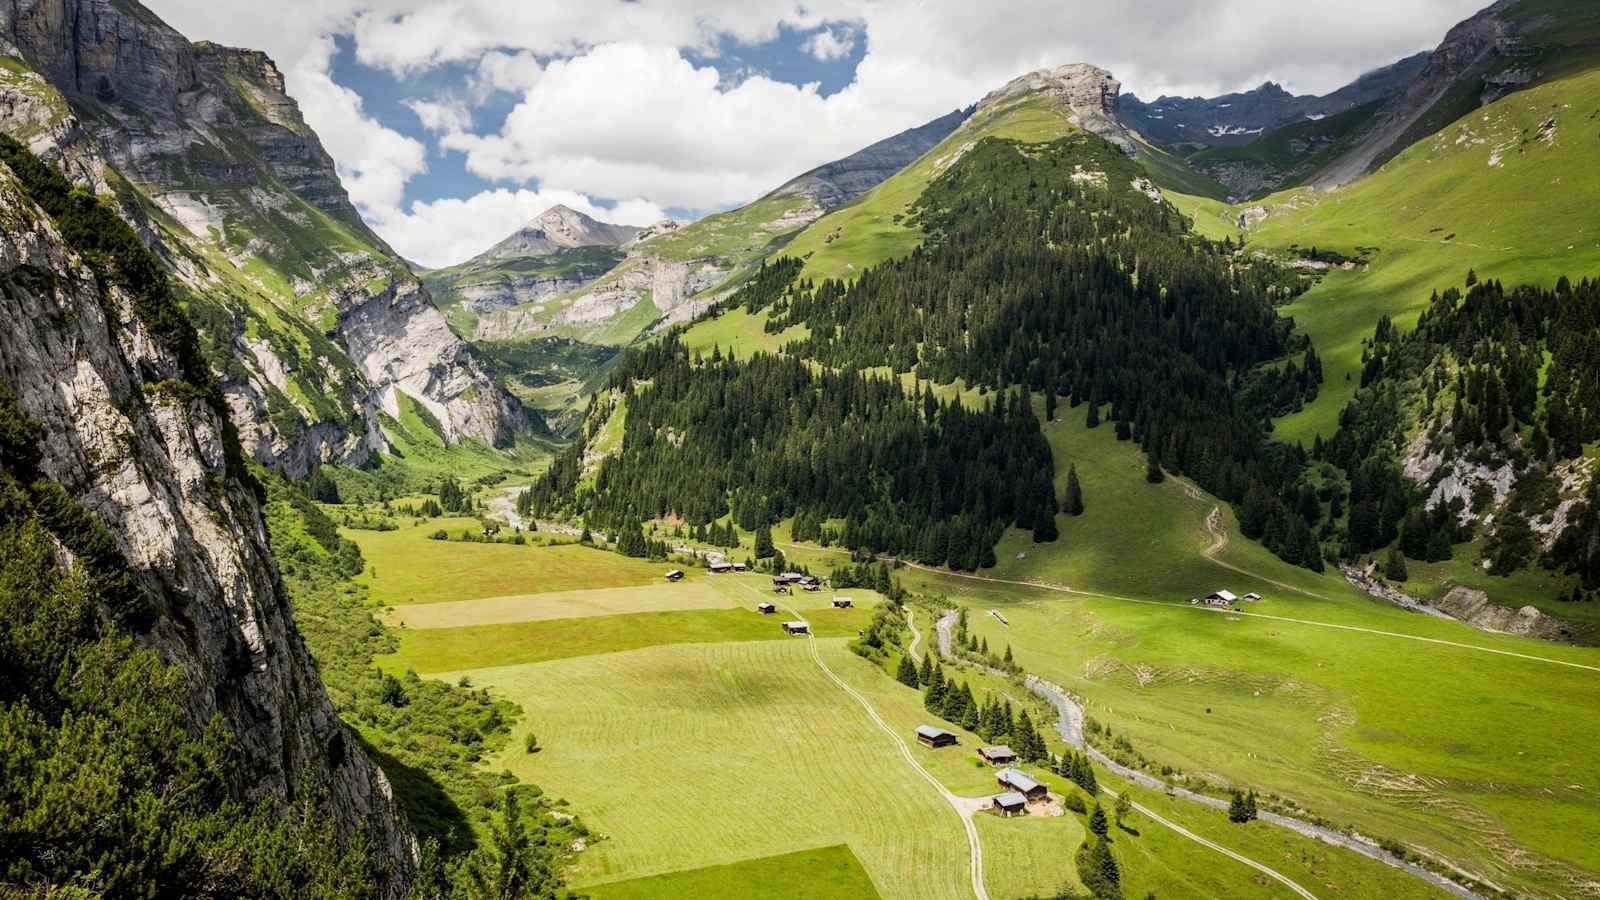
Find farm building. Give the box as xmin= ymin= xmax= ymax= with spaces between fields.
xmin=803 ymin=582 xmax=822 ymax=593
xmin=916 ymin=726 xmax=958 ymax=748
xmin=1202 ymin=590 xmax=1238 ymax=607
xmin=774 ymin=572 xmax=806 ymax=585
xmin=978 ymin=746 xmax=1017 ymax=766
xmin=731 ymin=562 xmax=749 ymax=572
xmin=832 ymin=597 xmax=853 ymax=608
xmin=997 ymin=767 xmax=1047 ymax=800
xmin=1242 ymin=592 xmax=1262 ymax=602
xmin=757 ymin=602 xmax=776 ymax=614
xmin=664 ymin=570 xmax=684 ymax=582
xmin=782 ymin=620 xmax=810 ymax=635
xmin=709 ymin=562 xmax=734 ymax=574
xmin=992 ymin=792 xmax=1027 ymax=816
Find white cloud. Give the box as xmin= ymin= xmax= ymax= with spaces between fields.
xmin=370 ymin=188 xmax=665 ymax=268
xmin=405 ymin=98 xmax=472 ymax=133
xmin=284 ymin=37 xmax=426 ymax=218
xmin=473 ymin=50 xmax=542 ymax=98
xmin=803 ymin=25 xmax=856 ymax=61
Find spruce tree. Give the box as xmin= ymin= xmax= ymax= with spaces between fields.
xmin=1384 ymin=546 xmax=1409 ymax=582
xmin=1088 ymin=802 xmax=1109 ymax=837
xmin=896 ymin=653 xmax=919 ymax=688
xmin=1063 ymin=464 xmax=1085 ymax=516
xmin=754 ymin=523 xmax=775 ymax=559
xmin=918 ymin=652 xmax=933 ymax=685
xmin=1145 ymin=454 xmax=1165 ymax=484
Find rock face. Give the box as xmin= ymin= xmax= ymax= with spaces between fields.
xmin=976 ymin=63 xmax=1136 ymax=154
xmin=770 ymin=106 xmax=973 ymax=209
xmin=0 ymin=160 xmax=414 ymax=887
xmin=0 ymin=0 xmax=531 ymax=476
xmin=1121 ymin=54 xmax=1428 ymax=150
xmin=1308 ymin=0 xmax=1526 ymax=188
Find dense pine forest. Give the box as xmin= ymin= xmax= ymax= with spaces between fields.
xmin=535 ymin=130 xmax=1333 ymax=570
xmin=527 ymin=335 xmax=1057 ymax=569
xmin=1326 ymin=275 xmax=1600 ymax=587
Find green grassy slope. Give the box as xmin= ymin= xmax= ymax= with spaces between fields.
xmin=1247 ymin=66 xmax=1600 ymax=445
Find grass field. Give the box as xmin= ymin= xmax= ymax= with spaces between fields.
xmin=895 ymin=567 xmax=1600 ymax=897
xmin=585 ymin=845 xmax=881 ymax=900
xmin=344 ymin=519 xmax=666 ymax=605
xmin=386 ymin=581 xmax=737 ymax=629
xmin=387 ymin=606 xmax=874 ymax=673
xmin=460 ymin=639 xmax=987 ymax=898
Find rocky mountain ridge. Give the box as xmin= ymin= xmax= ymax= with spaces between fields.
xmin=0 ymin=0 xmax=530 ymax=477
xmin=1121 ymin=53 xmax=1428 ymax=150
xmin=975 ymin=63 xmax=1137 ymax=153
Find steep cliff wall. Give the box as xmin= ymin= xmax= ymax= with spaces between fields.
xmin=0 ymin=148 xmax=415 ymax=885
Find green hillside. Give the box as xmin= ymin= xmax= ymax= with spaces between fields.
xmin=1247 ymin=66 xmax=1600 ymax=445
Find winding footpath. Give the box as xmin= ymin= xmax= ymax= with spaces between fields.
xmin=934 ymin=612 xmax=1483 ymax=899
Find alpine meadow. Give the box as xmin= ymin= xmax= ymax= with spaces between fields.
xmin=3 ymin=1 xmax=1600 ymax=899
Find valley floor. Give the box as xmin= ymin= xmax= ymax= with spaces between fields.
xmin=336 ymin=456 xmax=1599 ymax=898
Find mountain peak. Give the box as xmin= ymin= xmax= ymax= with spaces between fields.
xmin=974 ymin=63 xmax=1135 ymax=154
xmin=475 ymin=205 xmax=643 ymax=264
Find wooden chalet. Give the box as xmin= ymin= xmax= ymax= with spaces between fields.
xmin=997 ymin=767 xmax=1047 ymax=800
xmin=915 ymin=725 xmax=958 ymax=748
xmin=782 ymin=620 xmax=810 ymax=635
xmin=992 ymin=792 xmax=1027 ymax=816
xmin=978 ymin=745 xmax=1017 ymax=766
xmin=1202 ymin=590 xmax=1239 ymax=607
xmin=757 ymin=602 xmax=776 ymax=614
xmin=709 ymin=562 xmax=734 ymax=574
xmin=831 ymin=597 xmax=853 ymax=608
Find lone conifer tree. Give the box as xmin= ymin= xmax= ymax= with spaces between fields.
xmin=1063 ymin=465 xmax=1085 ymax=516
xmin=1145 ymin=454 xmax=1165 ymax=484
xmin=1088 ymin=802 xmax=1109 ymax=837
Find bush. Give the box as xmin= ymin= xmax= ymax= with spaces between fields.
xmin=1065 ymin=793 xmax=1087 ymax=814
xmin=429 ymin=529 xmax=449 ymax=541
xmin=524 ymin=733 xmax=540 ymax=754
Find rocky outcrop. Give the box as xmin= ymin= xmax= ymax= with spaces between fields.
xmin=975 ymin=63 xmax=1136 ymax=154
xmin=1122 ymin=54 xmax=1427 ymax=150
xmin=0 ymin=0 xmax=532 ymax=474
xmin=1341 ymin=565 xmax=1574 ymax=642
xmin=0 ymin=160 xmax=414 ymax=886
xmin=769 ymin=106 xmax=972 ymax=209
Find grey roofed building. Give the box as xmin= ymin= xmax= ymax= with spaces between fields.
xmin=993 ymin=792 xmax=1027 ymax=814
xmin=997 ymin=767 xmax=1046 ymax=798
xmin=916 ymin=725 xmax=958 ymax=747
xmin=1206 ymin=590 xmax=1239 ymax=603
xmin=979 ymin=745 xmax=1017 ymax=764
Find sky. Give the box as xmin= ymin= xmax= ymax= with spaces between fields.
xmin=144 ymin=0 xmax=1489 ymax=268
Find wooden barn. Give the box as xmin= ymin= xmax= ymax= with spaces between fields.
xmin=1202 ymin=590 xmax=1239 ymax=608
xmin=782 ymin=620 xmax=810 ymax=635
xmin=709 ymin=562 xmax=734 ymax=574
xmin=832 ymin=597 xmax=853 ymax=608
xmin=997 ymin=767 xmax=1047 ymax=800
xmin=978 ymin=745 xmax=1017 ymax=766
xmin=757 ymin=602 xmax=776 ymax=614
xmin=992 ymin=792 xmax=1027 ymax=816
xmin=664 ymin=570 xmax=684 ymax=582
xmin=915 ymin=725 xmax=958 ymax=748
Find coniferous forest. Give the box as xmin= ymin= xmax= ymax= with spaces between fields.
xmin=1326 ymin=276 xmax=1600 ymax=584
xmin=536 ymin=131 xmax=1330 ymax=570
